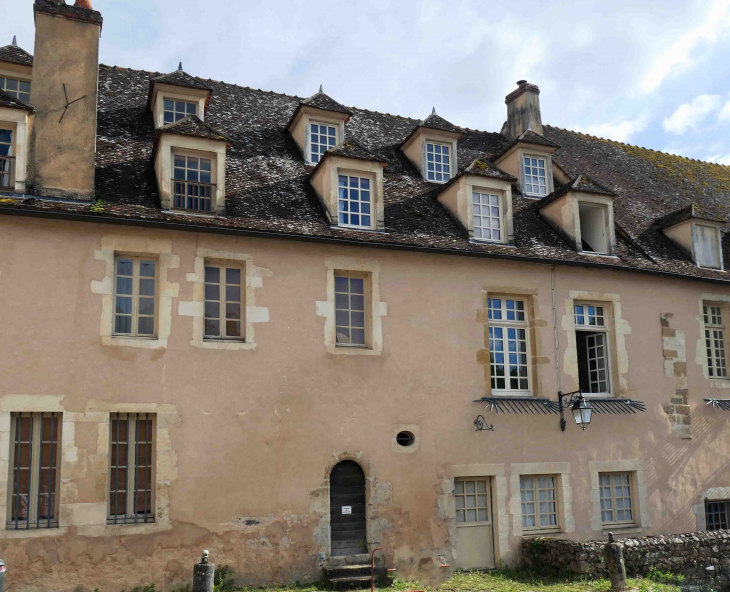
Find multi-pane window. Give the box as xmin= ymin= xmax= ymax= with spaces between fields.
xmin=338 ymin=175 xmax=372 ymax=228
xmin=114 ymin=257 xmax=157 ymax=337
xmin=204 ymin=264 xmax=244 ymax=340
xmin=7 ymin=413 xmax=61 ymax=530
xmin=0 ymin=77 xmax=31 ymax=103
xmin=487 ymin=298 xmax=529 ymax=392
xmin=575 ymin=304 xmax=610 ymax=394
xmin=599 ymin=473 xmax=633 ymax=525
xmin=173 ymin=154 xmax=213 ymax=212
xmin=455 ymin=478 xmax=490 ymax=524
xmin=334 ymin=274 xmax=367 ymax=347
xmin=704 ymin=304 xmax=727 ymax=378
xmin=523 ymin=156 xmax=547 ymax=196
xmin=109 ymin=413 xmax=155 ymax=525
xmin=705 ymin=500 xmax=730 ymax=531
xmin=0 ymin=128 xmax=12 ymax=188
xmin=163 ymin=99 xmax=197 ymax=124
xmin=520 ymin=475 xmax=558 ymax=531
xmin=473 ymin=192 xmax=502 ymax=242
xmin=426 ymin=142 xmax=450 ymax=182
xmin=310 ymin=122 xmax=336 ymax=164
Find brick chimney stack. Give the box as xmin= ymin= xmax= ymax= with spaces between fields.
xmin=504 ymin=80 xmax=543 ymax=140
xmin=27 ymin=0 xmax=103 ymax=200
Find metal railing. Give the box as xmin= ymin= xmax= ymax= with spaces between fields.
xmin=0 ymin=156 xmax=15 ymax=190
xmin=172 ymin=179 xmax=215 ymax=212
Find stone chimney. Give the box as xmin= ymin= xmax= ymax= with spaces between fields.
xmin=27 ymin=0 xmax=103 ymax=200
xmin=504 ymin=80 xmax=542 ymax=140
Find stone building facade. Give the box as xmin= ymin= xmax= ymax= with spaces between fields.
xmin=1 ymin=1 xmax=730 ymax=591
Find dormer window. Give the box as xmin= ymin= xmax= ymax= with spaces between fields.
xmin=522 ymin=155 xmax=547 ymax=197
xmin=311 ymin=122 xmax=337 ymax=164
xmin=661 ymin=205 xmax=725 ymax=270
xmin=694 ymin=223 xmax=722 ymax=269
xmin=172 ymin=153 xmax=214 ymax=212
xmin=472 ymin=191 xmax=502 ymax=242
xmin=164 ymin=99 xmax=197 ymax=124
xmin=0 ymin=128 xmax=12 ymax=188
xmin=578 ymin=202 xmax=609 ymax=254
xmin=426 ymin=142 xmax=451 ymax=183
xmin=338 ymin=174 xmax=372 ymax=228
xmin=0 ymin=77 xmax=30 ymax=104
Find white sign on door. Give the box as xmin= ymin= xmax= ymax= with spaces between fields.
xmin=341 ymin=506 xmax=352 ymax=515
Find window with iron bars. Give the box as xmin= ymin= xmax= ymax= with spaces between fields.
xmin=108 ymin=413 xmax=155 ymax=525
xmin=173 ymin=154 xmax=214 ymax=212
xmin=705 ymin=499 xmax=730 ymax=531
xmin=7 ymin=412 xmax=61 ymax=530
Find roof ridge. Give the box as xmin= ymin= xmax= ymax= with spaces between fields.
xmin=545 ymin=124 xmax=730 ymax=168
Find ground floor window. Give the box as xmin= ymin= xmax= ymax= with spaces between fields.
xmin=706 ymin=500 xmax=729 ymax=531
xmin=520 ymin=475 xmax=558 ymax=532
xmin=599 ymin=472 xmax=634 ymax=526
xmin=455 ymin=478 xmax=490 ymax=524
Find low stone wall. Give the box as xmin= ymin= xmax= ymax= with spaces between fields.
xmin=521 ymin=531 xmax=730 ymax=589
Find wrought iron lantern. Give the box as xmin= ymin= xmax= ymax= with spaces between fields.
xmin=570 ymin=395 xmax=593 ymax=430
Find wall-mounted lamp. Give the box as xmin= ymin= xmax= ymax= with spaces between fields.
xmin=558 ymin=390 xmax=593 ymax=431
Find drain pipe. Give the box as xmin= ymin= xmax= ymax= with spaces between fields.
xmin=551 ymin=265 xmax=562 ymax=393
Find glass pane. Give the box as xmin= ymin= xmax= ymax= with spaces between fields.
xmin=454 ymin=481 xmax=464 ymax=494
xmin=226 ymin=303 xmax=241 ymax=320
xmin=205 ymin=284 xmax=220 ymax=301
xmin=465 ymin=481 xmax=475 ymax=494
xmin=226 ymin=268 xmax=241 ymax=284
xmin=226 ymin=321 xmax=242 ymax=337
xmin=115 ymin=315 xmax=132 ymax=334
xmin=138 ymin=297 xmax=155 ymax=316
xmin=205 ymin=266 xmax=220 ymax=283
xmin=205 ymin=319 xmax=220 ymax=337
xmin=205 ymin=301 xmax=220 ymax=319
xmin=226 ymin=285 xmax=241 ymax=302
xmin=137 ymin=316 xmax=154 ymax=335
xmin=139 ymin=278 xmax=155 ymax=296
xmin=140 ymin=261 xmax=156 ymax=277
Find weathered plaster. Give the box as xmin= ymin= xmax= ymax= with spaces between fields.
xmin=588 ymin=459 xmax=649 ymax=535
xmin=315 ymin=256 xmax=387 ymax=355
xmin=178 ymin=247 xmax=272 ymax=350
xmin=695 ymin=292 xmax=730 ymax=388
xmin=661 ymin=313 xmax=691 ymax=439
xmin=508 ymin=462 xmax=574 ymax=537
xmin=91 ymin=235 xmax=180 ymax=349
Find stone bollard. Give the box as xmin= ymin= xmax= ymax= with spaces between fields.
xmin=604 ymin=533 xmax=628 ymax=592
xmin=193 ymin=550 xmax=215 ymax=592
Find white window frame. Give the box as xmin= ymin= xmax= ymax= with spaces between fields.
xmin=599 ymin=472 xmax=635 ymax=527
xmin=162 ymin=98 xmax=197 ymax=125
xmin=0 ymin=126 xmax=13 ymax=189
xmin=519 ymin=475 xmax=560 ymax=534
xmin=521 ymin=153 xmax=548 ymax=197
xmin=310 ymin=120 xmax=338 ymax=164
xmin=108 ymin=412 xmax=156 ymax=525
xmin=0 ymin=76 xmax=31 ymax=104
xmin=6 ymin=412 xmax=62 ymax=530
xmin=472 ymin=190 xmax=504 ymax=243
xmin=203 ymin=262 xmax=245 ymax=341
xmin=337 ymin=172 xmax=374 ymax=230
xmin=425 ymin=141 xmax=452 ymax=183
xmin=487 ymin=297 xmax=530 ymax=394
xmin=703 ymin=303 xmax=728 ymax=379
xmin=113 ymin=256 xmax=159 ymax=338
xmin=574 ymin=303 xmax=612 ymax=395
xmin=334 ymin=272 xmax=369 ymax=348
xmin=454 ymin=477 xmax=491 ymax=526
xmin=172 ymin=149 xmax=215 ymax=213
xmin=693 ymin=222 xmax=723 ymax=270
xmin=578 ymin=202 xmax=610 ymax=254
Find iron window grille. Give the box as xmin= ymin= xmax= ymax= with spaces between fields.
xmin=113 ymin=257 xmax=158 ymax=337
xmin=473 ymin=192 xmax=502 ymax=242
xmin=520 ymin=475 xmax=559 ymax=532
xmin=455 ymin=478 xmax=490 ymax=524
xmin=7 ymin=412 xmax=61 ymax=530
xmin=310 ymin=122 xmax=336 ymax=164
xmin=108 ymin=413 xmax=155 ymax=525
xmin=163 ymin=99 xmax=197 ymax=124
xmin=487 ymin=298 xmax=529 ymax=392
xmin=426 ymin=142 xmax=450 ymax=182
xmin=703 ymin=304 xmax=727 ymax=378
xmin=204 ymin=264 xmax=244 ymax=340
xmin=574 ymin=303 xmax=611 ymax=394
xmin=522 ymin=155 xmax=547 ymax=196
xmin=705 ymin=500 xmax=729 ymax=531
xmin=334 ymin=274 xmax=367 ymax=347
xmin=0 ymin=76 xmax=31 ymax=103
xmin=338 ymin=174 xmax=372 ymax=228
xmin=599 ymin=472 xmax=634 ymax=526
xmin=173 ymin=154 xmax=214 ymax=212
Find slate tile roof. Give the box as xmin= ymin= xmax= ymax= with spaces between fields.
xmin=0 ymin=88 xmax=34 ymax=112
xmin=156 ymin=115 xmax=230 ymax=143
xmin=149 ymin=68 xmax=214 ymax=92
xmin=300 ymin=89 xmax=352 ymax=115
xmin=3 ymin=63 xmax=730 ymax=284
xmin=538 ymin=173 xmax=615 ymax=208
xmin=658 ymin=202 xmax=726 ymax=230
xmin=0 ymin=44 xmax=33 ymax=67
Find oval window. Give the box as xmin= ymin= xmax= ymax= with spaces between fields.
xmin=396 ymin=431 xmax=415 ymax=447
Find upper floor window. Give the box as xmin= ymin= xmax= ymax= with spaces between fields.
xmin=173 ymin=153 xmax=214 ymax=212
xmin=204 ymin=264 xmax=244 ymax=341
xmin=704 ymin=303 xmax=727 ymax=379
xmin=523 ymin=155 xmax=547 ymax=197
xmin=578 ymin=202 xmax=609 ymax=254
xmin=338 ymin=174 xmax=372 ymax=229
xmin=7 ymin=412 xmax=61 ymax=530
xmin=0 ymin=77 xmax=31 ymax=104
xmin=487 ymin=297 xmax=529 ymax=393
xmin=163 ymin=99 xmax=197 ymax=124
xmin=520 ymin=475 xmax=558 ymax=532
xmin=335 ymin=273 xmax=367 ymax=347
xmin=311 ymin=122 xmax=337 ymax=164
xmin=706 ymin=499 xmax=730 ymax=531
xmin=426 ymin=142 xmax=450 ymax=182
xmin=0 ymin=128 xmax=13 ymax=189
xmin=694 ymin=223 xmax=722 ymax=269
xmin=574 ymin=303 xmax=610 ymax=394
xmin=455 ymin=478 xmax=490 ymax=524
xmin=599 ymin=472 xmax=634 ymax=526
xmin=114 ymin=257 xmax=157 ymax=337
xmin=473 ymin=191 xmax=502 ymax=242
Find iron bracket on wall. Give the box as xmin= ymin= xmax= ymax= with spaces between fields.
xmin=473 ymin=415 xmax=494 ymax=432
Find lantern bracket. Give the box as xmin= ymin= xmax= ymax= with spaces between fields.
xmin=558 ymin=389 xmax=586 ymax=432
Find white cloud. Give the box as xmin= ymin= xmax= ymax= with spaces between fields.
xmin=707 ymin=153 xmax=730 ymax=165
xmin=573 ymin=114 xmax=648 ymax=143
xmin=662 ymin=94 xmax=722 ymax=134
xmin=719 ymin=101 xmax=730 ymax=122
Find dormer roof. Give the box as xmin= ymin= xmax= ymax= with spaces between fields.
xmin=286 ymin=88 xmax=352 ymax=132
xmin=0 ymin=43 xmax=33 ymax=67
xmin=492 ymin=129 xmax=560 ymax=162
xmin=309 ymin=140 xmax=387 ymax=177
xmin=146 ymin=67 xmax=214 ymax=111
xmin=399 ymin=109 xmax=462 ymax=148
xmin=659 ymin=202 xmax=726 ymax=230
xmin=538 ymin=174 xmax=616 ymax=209
xmin=0 ymin=88 xmax=34 ymax=112
xmin=151 ymin=115 xmax=229 ymax=160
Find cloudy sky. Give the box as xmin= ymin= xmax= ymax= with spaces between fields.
xmin=3 ymin=0 xmax=730 ymax=163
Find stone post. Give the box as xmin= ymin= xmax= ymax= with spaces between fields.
xmin=193 ymin=550 xmax=215 ymax=592
xmin=604 ymin=533 xmax=628 ymax=592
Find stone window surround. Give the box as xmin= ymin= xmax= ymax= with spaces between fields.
xmin=520 ymin=151 xmax=553 ymax=198
xmin=696 ymin=292 xmax=730 ymax=388
xmin=151 ymin=83 xmax=209 ymax=129
xmin=0 ymin=395 xmax=177 ymax=540
xmin=91 ymin=235 xmax=180 ymax=350
xmin=693 ymin=487 xmax=730 ymax=531
xmin=588 ymin=459 xmax=649 ymax=536
xmin=0 ymin=107 xmax=29 ymax=193
xmin=509 ymin=462 xmax=574 ymax=538
xmin=562 ymin=291 xmax=631 ymax=398
xmin=443 ymin=463 xmax=510 ymax=566
xmin=315 ymin=256 xmax=387 ymax=356
xmin=467 ymin=177 xmax=514 ymax=245
xmin=178 ymin=247 xmax=272 ymax=351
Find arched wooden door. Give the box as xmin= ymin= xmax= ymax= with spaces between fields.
xmin=330 ymin=460 xmax=367 ymax=556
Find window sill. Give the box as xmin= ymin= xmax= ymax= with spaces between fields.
xmin=456 ymin=521 xmax=493 ymax=528
xmin=166 ymin=209 xmax=217 ymax=218
xmin=522 ymin=528 xmax=563 ymax=537
xmin=601 ymin=525 xmax=640 ymax=537
xmin=578 ymin=252 xmax=619 ymax=259
xmin=470 ymin=239 xmax=515 ymax=248
xmin=103 ymin=335 xmax=167 ymax=350
xmin=330 ymin=225 xmax=385 ymax=234
xmin=329 ymin=344 xmax=380 ymax=356
xmin=1 ymin=526 xmax=68 ymax=539
xmin=191 ymin=338 xmax=256 ymax=351
xmin=489 ymin=392 xmax=534 ymax=397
